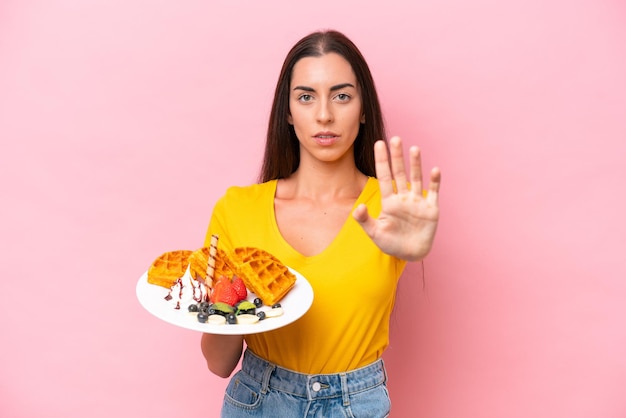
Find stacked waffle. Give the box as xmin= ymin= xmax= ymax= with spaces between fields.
xmin=146 ymin=241 xmax=296 ymax=306
xmin=147 ymin=250 xmax=193 ymax=288
xmin=229 ymin=247 xmax=296 ymax=306
xmin=188 ymin=247 xmax=236 ymax=286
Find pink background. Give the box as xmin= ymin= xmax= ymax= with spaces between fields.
xmin=2 ymin=0 xmax=625 ymax=417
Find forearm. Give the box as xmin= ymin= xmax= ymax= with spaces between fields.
xmin=200 ymin=333 xmax=244 ymax=378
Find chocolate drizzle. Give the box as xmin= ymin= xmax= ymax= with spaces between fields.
xmin=177 ymin=278 xmax=184 ymax=299
xmin=164 ymin=274 xmax=208 ymax=308
xmin=192 ymin=279 xmax=204 ymax=303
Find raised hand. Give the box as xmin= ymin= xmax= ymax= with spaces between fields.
xmin=352 ymin=136 xmax=441 ymax=261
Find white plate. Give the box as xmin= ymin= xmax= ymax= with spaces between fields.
xmin=136 ymin=268 xmax=313 ymax=335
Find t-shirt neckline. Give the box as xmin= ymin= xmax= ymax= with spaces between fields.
xmin=268 ymin=177 xmax=376 ymax=263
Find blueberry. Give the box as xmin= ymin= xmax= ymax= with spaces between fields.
xmin=272 ymin=303 xmax=282 ymax=309
xmin=256 ymin=311 xmax=266 ymax=321
xmin=197 ymin=313 xmax=208 ymax=323
xmin=253 ymin=298 xmax=263 ymax=308
xmin=188 ymin=304 xmax=199 ymax=312
xmin=226 ymin=313 xmax=237 ymax=324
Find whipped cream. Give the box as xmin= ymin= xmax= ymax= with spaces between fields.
xmin=164 ymin=267 xmax=208 ymax=310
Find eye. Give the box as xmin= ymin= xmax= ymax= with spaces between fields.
xmin=298 ymin=94 xmax=313 ymax=103
xmin=335 ymin=93 xmax=351 ymax=102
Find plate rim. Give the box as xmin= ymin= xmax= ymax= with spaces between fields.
xmin=136 ymin=267 xmax=313 ymax=335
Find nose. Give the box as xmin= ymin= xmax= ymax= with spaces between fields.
xmin=316 ymin=100 xmax=334 ymax=124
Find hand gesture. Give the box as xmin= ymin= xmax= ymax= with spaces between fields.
xmin=353 ymin=136 xmax=441 ymax=261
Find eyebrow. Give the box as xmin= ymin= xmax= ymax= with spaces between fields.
xmin=292 ymin=83 xmax=356 ymax=92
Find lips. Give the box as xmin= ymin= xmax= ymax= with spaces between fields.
xmin=313 ymin=132 xmax=339 ymax=146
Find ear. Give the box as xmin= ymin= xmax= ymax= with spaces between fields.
xmin=288 ymin=113 xmax=293 ymax=125
xmin=360 ymin=113 xmax=365 ymax=124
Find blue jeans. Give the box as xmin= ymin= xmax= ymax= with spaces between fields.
xmin=221 ymin=349 xmax=391 ymax=417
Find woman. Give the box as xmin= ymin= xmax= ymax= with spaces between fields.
xmin=201 ymin=30 xmax=441 ymax=417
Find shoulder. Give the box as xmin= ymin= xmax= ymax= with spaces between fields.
xmin=362 ymin=177 xmax=381 ymax=199
xmin=217 ymin=180 xmax=277 ymax=205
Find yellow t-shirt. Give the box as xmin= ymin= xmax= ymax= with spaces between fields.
xmin=205 ymin=177 xmax=407 ymax=374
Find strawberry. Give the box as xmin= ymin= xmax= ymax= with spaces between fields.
xmin=231 ymin=276 xmax=247 ymax=302
xmin=217 ymin=287 xmax=239 ymax=306
xmin=210 ymin=277 xmax=239 ymax=306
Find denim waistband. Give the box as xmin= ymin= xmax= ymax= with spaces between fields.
xmin=240 ymin=349 xmax=387 ymax=401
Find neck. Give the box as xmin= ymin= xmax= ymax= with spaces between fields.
xmin=279 ymin=161 xmax=367 ymax=201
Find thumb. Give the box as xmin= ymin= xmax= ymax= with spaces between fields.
xmin=353 ymin=203 xmax=376 ymax=237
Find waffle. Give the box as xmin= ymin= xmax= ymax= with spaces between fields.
xmin=231 ymin=247 xmax=282 ymax=265
xmin=189 ymin=247 xmax=236 ymax=286
xmin=147 ymin=250 xmax=193 ymax=288
xmin=230 ymin=247 xmax=296 ymax=306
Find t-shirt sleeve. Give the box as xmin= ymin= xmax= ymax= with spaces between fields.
xmin=203 ymin=193 xmax=234 ymax=251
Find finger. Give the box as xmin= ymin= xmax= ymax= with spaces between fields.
xmin=374 ymin=140 xmax=394 ymax=197
xmin=409 ymin=145 xmax=423 ymax=197
xmin=352 ymin=203 xmax=376 ymax=236
xmin=388 ymin=136 xmax=409 ymax=193
xmin=426 ymin=167 xmax=441 ymax=204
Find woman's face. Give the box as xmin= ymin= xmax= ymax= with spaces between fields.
xmin=288 ymin=52 xmax=364 ymax=167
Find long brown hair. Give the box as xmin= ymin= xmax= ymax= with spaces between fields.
xmin=259 ymin=30 xmax=387 ymax=183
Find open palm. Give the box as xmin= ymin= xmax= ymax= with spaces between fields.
xmin=353 ymin=136 xmax=441 ymax=261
